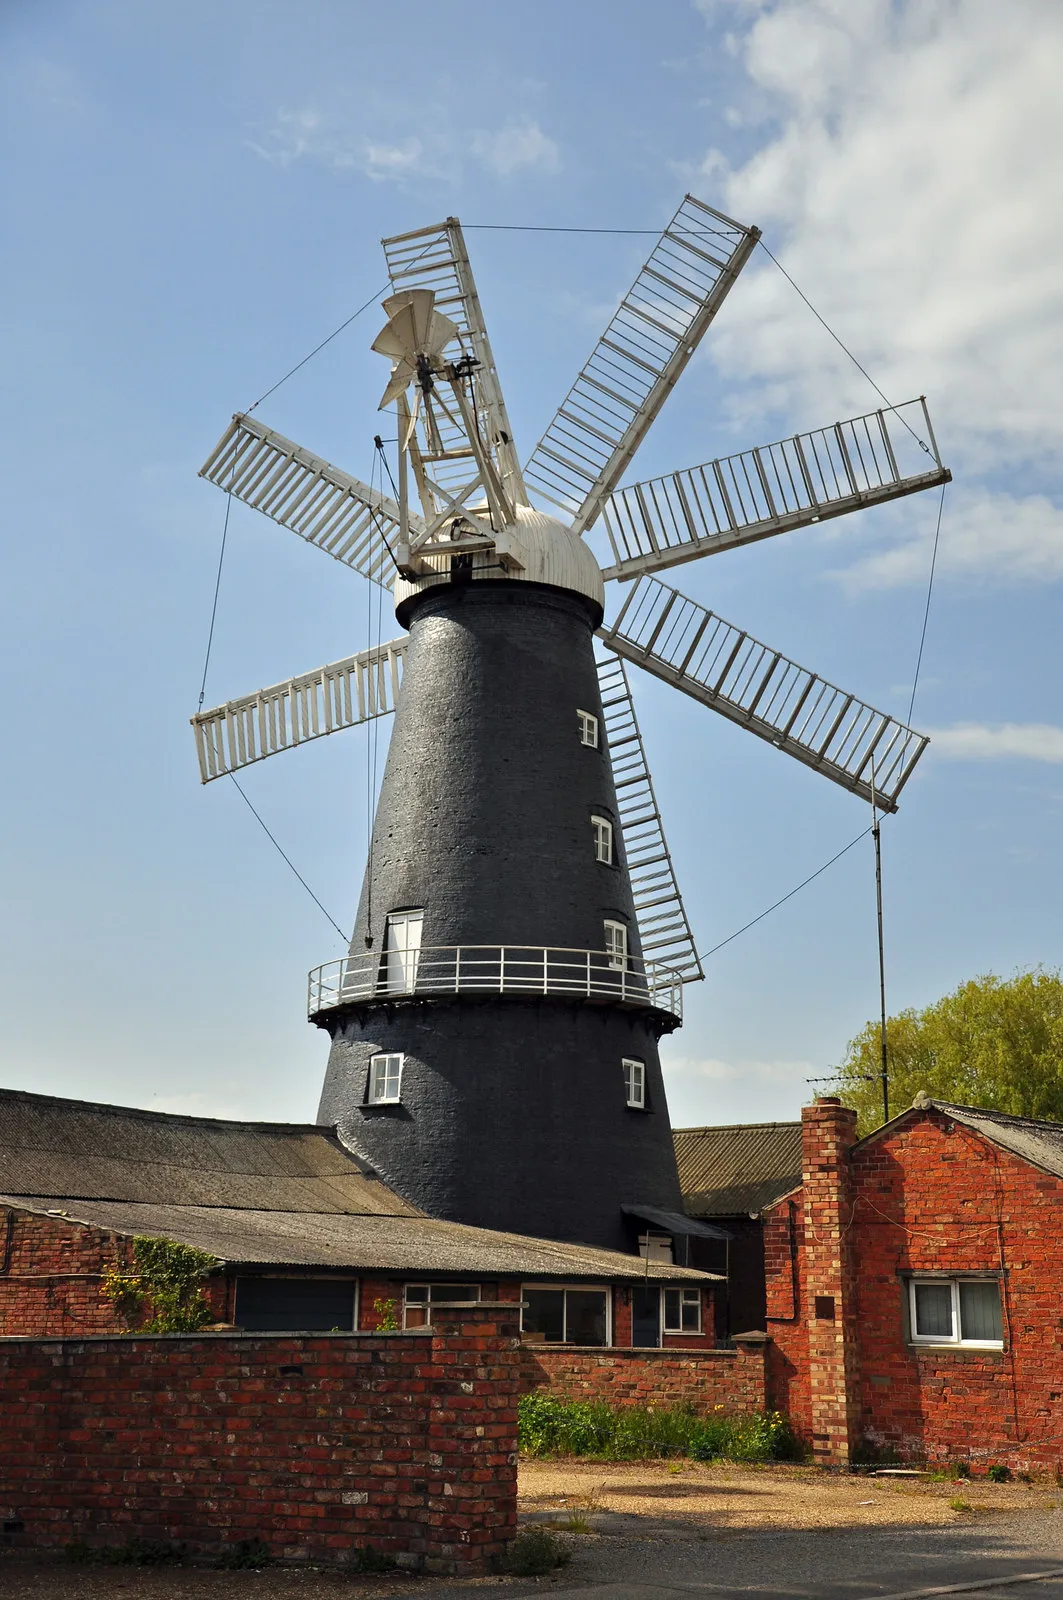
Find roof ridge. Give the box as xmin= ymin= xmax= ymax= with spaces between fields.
xmin=934 ymin=1099 xmax=1063 ymax=1131
xmin=0 ymin=1086 xmax=332 ymax=1138
xmin=673 ymin=1121 xmax=802 ymax=1135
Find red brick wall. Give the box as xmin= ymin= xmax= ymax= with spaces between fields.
xmin=0 ymin=1210 xmax=230 ymax=1337
xmin=849 ymin=1110 xmax=1063 ymax=1473
xmin=764 ymin=1195 xmax=810 ymax=1433
xmin=521 ymin=1334 xmax=768 ymax=1413
xmin=0 ymin=1305 xmax=519 ymax=1573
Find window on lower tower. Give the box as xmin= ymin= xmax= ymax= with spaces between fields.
xmin=592 ymin=814 xmax=614 ymax=865
xmin=368 ymin=1052 xmax=403 ymax=1104
xmin=623 ymin=1058 xmax=646 ymax=1108
xmin=604 ymin=920 xmax=628 ymax=968
xmin=577 ymin=709 xmax=599 ymax=748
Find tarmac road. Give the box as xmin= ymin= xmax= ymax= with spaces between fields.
xmin=5 ymin=1509 xmax=1063 ymax=1600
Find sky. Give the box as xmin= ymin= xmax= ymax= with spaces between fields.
xmin=1 ymin=0 xmax=1060 ymax=1131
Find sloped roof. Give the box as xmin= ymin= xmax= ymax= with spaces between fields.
xmin=0 ymin=1089 xmax=717 ymax=1281
xmin=0 ymin=1195 xmax=715 ymax=1281
xmin=673 ymin=1121 xmax=803 ymax=1216
xmin=871 ymin=1097 xmax=1063 ymax=1182
xmin=0 ymin=1088 xmax=416 ymax=1215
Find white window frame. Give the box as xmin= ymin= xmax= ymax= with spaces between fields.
xmin=402 ymin=1282 xmax=481 ymax=1329
xmin=662 ymin=1286 xmax=702 ymax=1335
xmin=368 ymin=1052 xmax=404 ymax=1105
xmin=592 ymin=814 xmax=614 ymax=865
xmin=604 ymin=919 xmax=628 ymax=969
xmin=577 ymin=709 xmax=599 ymax=748
xmin=907 ymin=1277 xmax=1004 ymax=1348
xmin=382 ymin=909 xmax=423 ymax=995
xmin=623 ymin=1057 xmax=645 ymax=1108
xmin=520 ymin=1283 xmax=612 ymax=1346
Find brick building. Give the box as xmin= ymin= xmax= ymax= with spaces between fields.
xmin=674 ymin=1120 xmax=801 ymax=1338
xmin=0 ymin=1088 xmax=721 ymax=1349
xmin=763 ymin=1094 xmax=1063 ymax=1473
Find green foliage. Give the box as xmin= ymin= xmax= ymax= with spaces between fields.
xmin=503 ymin=1529 xmax=572 ymax=1575
xmin=65 ymin=1538 xmax=185 ymax=1566
xmin=517 ymin=1393 xmax=802 ymax=1463
xmin=834 ymin=968 xmax=1063 ymax=1133
xmin=214 ymin=1538 xmax=272 ymax=1569
xmin=949 ymin=1497 xmax=973 ymax=1513
xmin=372 ymin=1296 xmax=400 ymax=1332
xmin=103 ymin=1236 xmax=218 ymax=1334
xmin=987 ymin=1463 xmax=1012 ymax=1482
xmin=951 ymin=1460 xmax=972 ymax=1479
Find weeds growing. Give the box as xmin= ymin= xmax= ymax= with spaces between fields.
xmin=518 ymin=1395 xmax=802 ymax=1463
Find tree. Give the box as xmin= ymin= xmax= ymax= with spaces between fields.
xmin=834 ymin=968 xmax=1063 ymax=1135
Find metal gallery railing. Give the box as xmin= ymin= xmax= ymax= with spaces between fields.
xmin=307 ymin=944 xmax=683 ymax=1021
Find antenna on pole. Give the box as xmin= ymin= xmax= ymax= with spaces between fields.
xmin=871 ymin=758 xmax=889 ymax=1124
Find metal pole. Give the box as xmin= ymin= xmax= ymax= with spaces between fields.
xmin=871 ymin=760 xmax=889 ymax=1124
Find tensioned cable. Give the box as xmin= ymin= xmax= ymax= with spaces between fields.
xmin=694 ymin=827 xmax=872 ymax=964
xmin=196 ymin=487 xmax=232 ymax=712
xmin=907 ymin=480 xmax=947 ymax=726
xmin=245 ymin=284 xmax=389 ymax=414
xmin=228 ymin=774 xmax=349 ymax=942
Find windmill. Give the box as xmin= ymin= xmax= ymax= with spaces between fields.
xmin=193 ymin=196 xmax=949 ymax=1251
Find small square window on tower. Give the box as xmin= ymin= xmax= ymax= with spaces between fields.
xmin=603 ymin=920 xmax=628 ymax=968
xmin=368 ymin=1052 xmax=403 ymax=1104
xmin=623 ymin=1058 xmax=645 ymax=1108
xmin=577 ymin=709 xmax=599 ymax=748
xmin=592 ymin=814 xmax=614 ymax=865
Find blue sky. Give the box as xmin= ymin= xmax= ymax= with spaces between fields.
xmin=2 ymin=0 xmax=1060 ymax=1129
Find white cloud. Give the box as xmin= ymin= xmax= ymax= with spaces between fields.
xmin=692 ymin=1 xmax=1063 ymax=588
xmin=248 ymin=110 xmax=559 ymax=185
xmin=927 ymin=723 xmax=1063 ymax=764
xmin=470 ymin=120 xmax=559 ymax=177
xmin=834 ymin=487 xmax=1063 ymax=593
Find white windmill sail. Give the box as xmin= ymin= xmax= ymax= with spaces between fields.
xmin=381 ymin=218 xmax=527 ymax=509
xmin=601 ymin=398 xmax=951 ymax=582
xmin=523 ymin=196 xmax=760 ymax=535
xmin=199 ymin=414 xmax=420 ymax=588
xmin=192 ymin=640 xmax=406 ymax=783
xmin=599 ymin=578 xmax=927 ymax=812
xmin=596 ymin=650 xmax=703 ymax=983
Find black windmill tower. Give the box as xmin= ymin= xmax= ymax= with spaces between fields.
xmin=194 ymin=198 xmax=949 ymax=1251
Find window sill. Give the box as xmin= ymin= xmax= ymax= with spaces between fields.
xmin=908 ymin=1341 xmax=1005 ymax=1354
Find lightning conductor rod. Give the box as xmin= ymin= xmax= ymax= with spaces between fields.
xmin=871 ymin=758 xmax=889 ymax=1124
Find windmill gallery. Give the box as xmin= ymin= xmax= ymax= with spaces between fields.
xmin=14 ymin=197 xmax=1059 ymax=1561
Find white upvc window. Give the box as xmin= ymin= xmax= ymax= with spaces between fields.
xmin=368 ymin=1052 xmax=404 ymax=1104
xmin=403 ymin=1282 xmax=480 ymax=1329
xmin=604 ymin=920 xmax=628 ymax=969
xmin=521 ymin=1285 xmax=611 ymax=1346
xmin=623 ymin=1058 xmax=645 ymax=1108
xmin=592 ymin=815 xmax=614 ymax=865
xmin=382 ymin=909 xmax=423 ymax=995
xmin=663 ymin=1287 xmax=702 ymax=1335
xmin=908 ymin=1277 xmax=1003 ymax=1347
xmin=577 ymin=709 xmax=599 ymax=748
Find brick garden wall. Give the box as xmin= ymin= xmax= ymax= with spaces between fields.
xmin=521 ymin=1334 xmax=768 ymax=1413
xmin=0 ymin=1305 xmax=519 ymax=1573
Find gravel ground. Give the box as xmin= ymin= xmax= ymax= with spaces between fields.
xmin=518 ymin=1459 xmax=1063 ymax=1536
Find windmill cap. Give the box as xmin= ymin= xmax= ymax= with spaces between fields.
xmin=393 ymin=503 xmax=605 ymax=618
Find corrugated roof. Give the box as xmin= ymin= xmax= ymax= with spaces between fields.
xmin=673 ymin=1121 xmax=802 ymax=1216
xmin=871 ymin=1098 xmax=1063 ymax=1182
xmin=1 ymin=1196 xmax=717 ymax=1281
xmin=0 ymin=1089 xmax=718 ymax=1281
xmin=0 ymin=1088 xmax=418 ymax=1216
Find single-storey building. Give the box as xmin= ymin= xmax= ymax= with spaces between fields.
xmin=0 ymin=1088 xmax=721 ymax=1349
xmin=674 ymin=1119 xmax=801 ymax=1338
xmin=763 ymin=1094 xmax=1063 ymax=1472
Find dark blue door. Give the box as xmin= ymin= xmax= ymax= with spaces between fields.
xmin=631 ymin=1286 xmax=660 ymax=1348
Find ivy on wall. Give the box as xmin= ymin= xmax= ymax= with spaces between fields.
xmin=103 ymin=1237 xmax=219 ymax=1333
